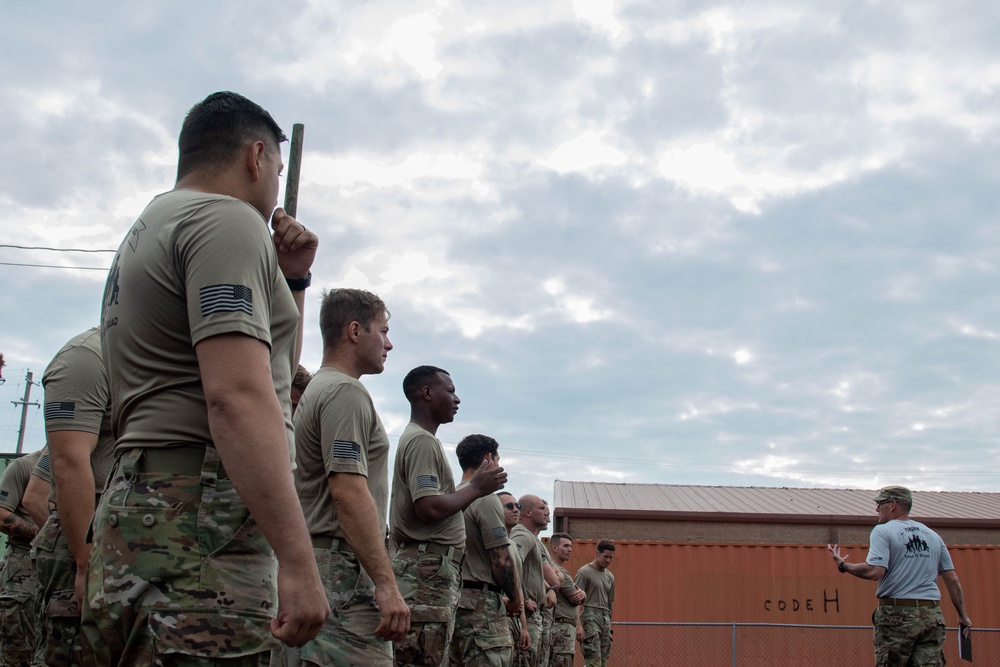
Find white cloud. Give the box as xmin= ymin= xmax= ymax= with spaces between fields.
xmin=538 ymin=130 xmax=627 ymax=173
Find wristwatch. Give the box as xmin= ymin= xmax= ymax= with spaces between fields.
xmin=285 ymin=271 xmax=312 ymax=291
xmin=837 ymin=561 xmax=847 ymax=573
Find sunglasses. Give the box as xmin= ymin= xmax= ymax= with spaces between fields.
xmin=503 ymin=502 xmax=522 ymax=511
xmin=876 ymin=500 xmax=895 ymax=509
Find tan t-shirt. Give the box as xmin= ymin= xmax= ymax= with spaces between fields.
xmin=458 ymin=483 xmax=509 ymax=585
xmin=101 ymin=191 xmax=299 ymax=458
xmin=389 ymin=422 xmax=464 ymax=547
xmin=575 ymin=563 xmax=615 ymax=612
xmin=0 ymin=451 xmax=42 ymax=548
xmin=553 ymin=563 xmax=578 ymax=622
xmin=42 ymin=327 xmax=115 ymax=500
xmin=294 ymin=368 xmax=390 ymax=539
xmin=510 ymin=524 xmax=544 ymax=603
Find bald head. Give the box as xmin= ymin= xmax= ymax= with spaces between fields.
xmin=518 ymin=494 xmax=549 ymax=532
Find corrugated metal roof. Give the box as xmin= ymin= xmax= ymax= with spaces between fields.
xmin=554 ymin=480 xmax=1000 ymax=522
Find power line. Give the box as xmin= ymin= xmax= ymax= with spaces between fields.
xmin=0 ymin=261 xmax=109 ymax=271
xmin=0 ymin=244 xmax=117 ymax=253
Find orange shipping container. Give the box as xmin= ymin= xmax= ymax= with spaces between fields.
xmin=560 ymin=540 xmax=999 ymax=628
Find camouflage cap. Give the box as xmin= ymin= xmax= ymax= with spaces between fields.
xmin=874 ymin=485 xmax=912 ymax=504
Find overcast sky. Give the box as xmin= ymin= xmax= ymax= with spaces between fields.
xmin=3 ymin=0 xmax=1000 ymax=508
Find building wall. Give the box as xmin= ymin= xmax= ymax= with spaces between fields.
xmin=559 ymin=516 xmax=1000 ymax=546
xmin=561 ymin=540 xmax=999 ymax=627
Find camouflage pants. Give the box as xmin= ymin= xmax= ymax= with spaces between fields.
xmin=579 ymin=608 xmax=611 ymax=667
xmin=0 ymin=545 xmax=41 ymax=667
xmin=31 ymin=513 xmax=85 ymax=667
xmin=537 ymin=607 xmax=553 ymax=667
xmin=81 ymin=448 xmax=279 ymax=667
xmin=299 ymin=546 xmax=391 ymax=667
xmin=391 ymin=544 xmax=461 ymax=666
xmin=549 ymin=619 xmax=575 ymax=667
xmin=515 ymin=607 xmax=543 ymax=667
xmin=873 ymin=604 xmax=946 ymax=667
xmin=448 ymin=587 xmax=513 ymax=667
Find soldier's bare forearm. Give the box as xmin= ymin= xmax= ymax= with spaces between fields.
xmin=1 ymin=513 xmax=38 ymax=540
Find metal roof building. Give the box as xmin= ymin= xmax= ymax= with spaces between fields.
xmin=553 ymin=480 xmax=1000 ymax=545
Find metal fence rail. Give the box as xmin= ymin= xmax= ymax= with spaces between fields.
xmin=577 ymin=622 xmax=990 ymax=666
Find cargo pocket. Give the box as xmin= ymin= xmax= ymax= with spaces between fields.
xmin=148 ymin=608 xmax=278 ymax=660
xmin=474 ymin=632 xmax=513 ymax=652
xmin=456 ymin=587 xmax=480 ymax=612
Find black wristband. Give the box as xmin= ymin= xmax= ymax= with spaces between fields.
xmin=838 ymin=561 xmax=847 ymax=573
xmin=285 ymin=271 xmax=312 ymax=291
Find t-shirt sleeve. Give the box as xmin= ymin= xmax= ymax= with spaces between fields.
xmin=179 ymin=199 xmax=277 ymax=347
xmin=866 ymin=525 xmax=890 ymax=568
xmin=511 ymin=526 xmax=535 ymax=557
xmin=475 ymin=495 xmax=509 ymax=550
xmin=319 ymin=383 xmax=375 ymax=477
xmin=0 ymin=459 xmax=29 ymax=512
xmin=404 ymin=433 xmax=449 ymax=501
xmin=31 ymin=447 xmax=52 ymax=483
xmin=42 ymin=344 xmax=108 ymax=436
xmin=558 ymin=567 xmax=576 ymax=595
xmin=938 ymin=543 xmax=955 ymax=573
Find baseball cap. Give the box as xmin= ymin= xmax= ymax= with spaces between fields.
xmin=873 ymin=486 xmax=912 ymax=504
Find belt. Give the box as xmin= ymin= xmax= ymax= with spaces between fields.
xmin=878 ymin=598 xmax=939 ymax=608
xmin=396 ymin=541 xmax=465 ymax=565
xmin=311 ymin=536 xmax=354 ymax=554
xmin=138 ymin=446 xmax=228 ymax=479
xmin=462 ymin=580 xmax=502 ymax=595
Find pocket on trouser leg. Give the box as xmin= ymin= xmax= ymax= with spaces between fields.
xmin=0 ymin=591 xmax=39 ymax=665
xmin=394 ymin=621 xmax=450 ymax=666
xmin=149 ymin=609 xmax=280 ymax=661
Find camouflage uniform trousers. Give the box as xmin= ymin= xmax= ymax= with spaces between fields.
xmin=390 ymin=543 xmax=462 ymax=666
xmin=537 ymin=606 xmax=553 ymax=667
xmin=447 ymin=586 xmax=513 ymax=667
xmin=30 ymin=513 xmax=86 ymax=667
xmin=80 ymin=448 xmax=279 ymax=667
xmin=299 ymin=545 xmax=391 ymax=667
xmin=548 ymin=619 xmax=576 ymax=667
xmin=515 ymin=606 xmax=543 ymax=667
xmin=0 ymin=544 xmax=41 ymax=667
xmin=873 ymin=603 xmax=947 ymax=667
xmin=579 ymin=607 xmax=611 ymax=667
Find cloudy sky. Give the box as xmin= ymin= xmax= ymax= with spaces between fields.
xmin=3 ymin=0 xmax=999 ymax=507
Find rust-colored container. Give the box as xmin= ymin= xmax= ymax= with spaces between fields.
xmin=561 ymin=540 xmax=998 ymax=628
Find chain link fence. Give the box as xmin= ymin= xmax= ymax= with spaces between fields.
xmin=575 ymin=622 xmax=989 ymax=665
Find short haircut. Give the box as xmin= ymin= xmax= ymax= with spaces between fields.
xmin=319 ymin=289 xmax=388 ymax=350
xmin=176 ymin=91 xmax=286 ymax=180
xmin=497 ymin=491 xmax=515 ymax=501
xmin=596 ymin=539 xmax=616 ymax=553
xmin=550 ymin=532 xmax=572 ymax=548
xmin=402 ymin=365 xmax=449 ymax=402
xmin=292 ymin=365 xmax=313 ymax=393
xmin=456 ymin=434 xmax=499 ymax=471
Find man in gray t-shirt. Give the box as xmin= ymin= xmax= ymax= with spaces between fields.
xmin=828 ymin=485 xmax=972 ymax=665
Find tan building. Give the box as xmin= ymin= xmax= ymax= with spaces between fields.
xmin=553 ymin=480 xmax=1000 ymax=546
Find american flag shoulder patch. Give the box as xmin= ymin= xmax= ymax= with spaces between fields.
xmin=199 ymin=284 xmax=253 ymax=317
xmin=0 ymin=490 xmax=8 ymax=501
xmin=332 ymin=440 xmax=361 ymax=462
xmin=45 ymin=402 xmax=76 ymax=420
xmin=36 ymin=455 xmax=51 ymax=473
xmin=491 ymin=526 xmax=508 ymax=541
xmin=416 ymin=474 xmax=438 ymax=490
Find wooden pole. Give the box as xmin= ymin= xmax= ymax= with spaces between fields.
xmin=283 ymin=123 xmax=305 ymax=218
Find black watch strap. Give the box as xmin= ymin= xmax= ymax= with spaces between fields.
xmin=285 ymin=271 xmax=312 ymax=291
xmin=838 ymin=561 xmax=847 ymax=573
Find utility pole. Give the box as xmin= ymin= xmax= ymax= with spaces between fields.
xmin=12 ymin=370 xmax=40 ymax=454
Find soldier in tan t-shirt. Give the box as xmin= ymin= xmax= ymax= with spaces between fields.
xmin=390 ymin=366 xmax=507 ymax=666
xmin=33 ymin=327 xmax=116 ymax=665
xmin=85 ymin=91 xmax=328 ymax=666
xmin=293 ymin=288 xmax=408 ymax=667
xmin=448 ymin=434 xmax=522 ymax=667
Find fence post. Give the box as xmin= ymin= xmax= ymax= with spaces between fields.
xmin=732 ymin=622 xmax=737 ymax=667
